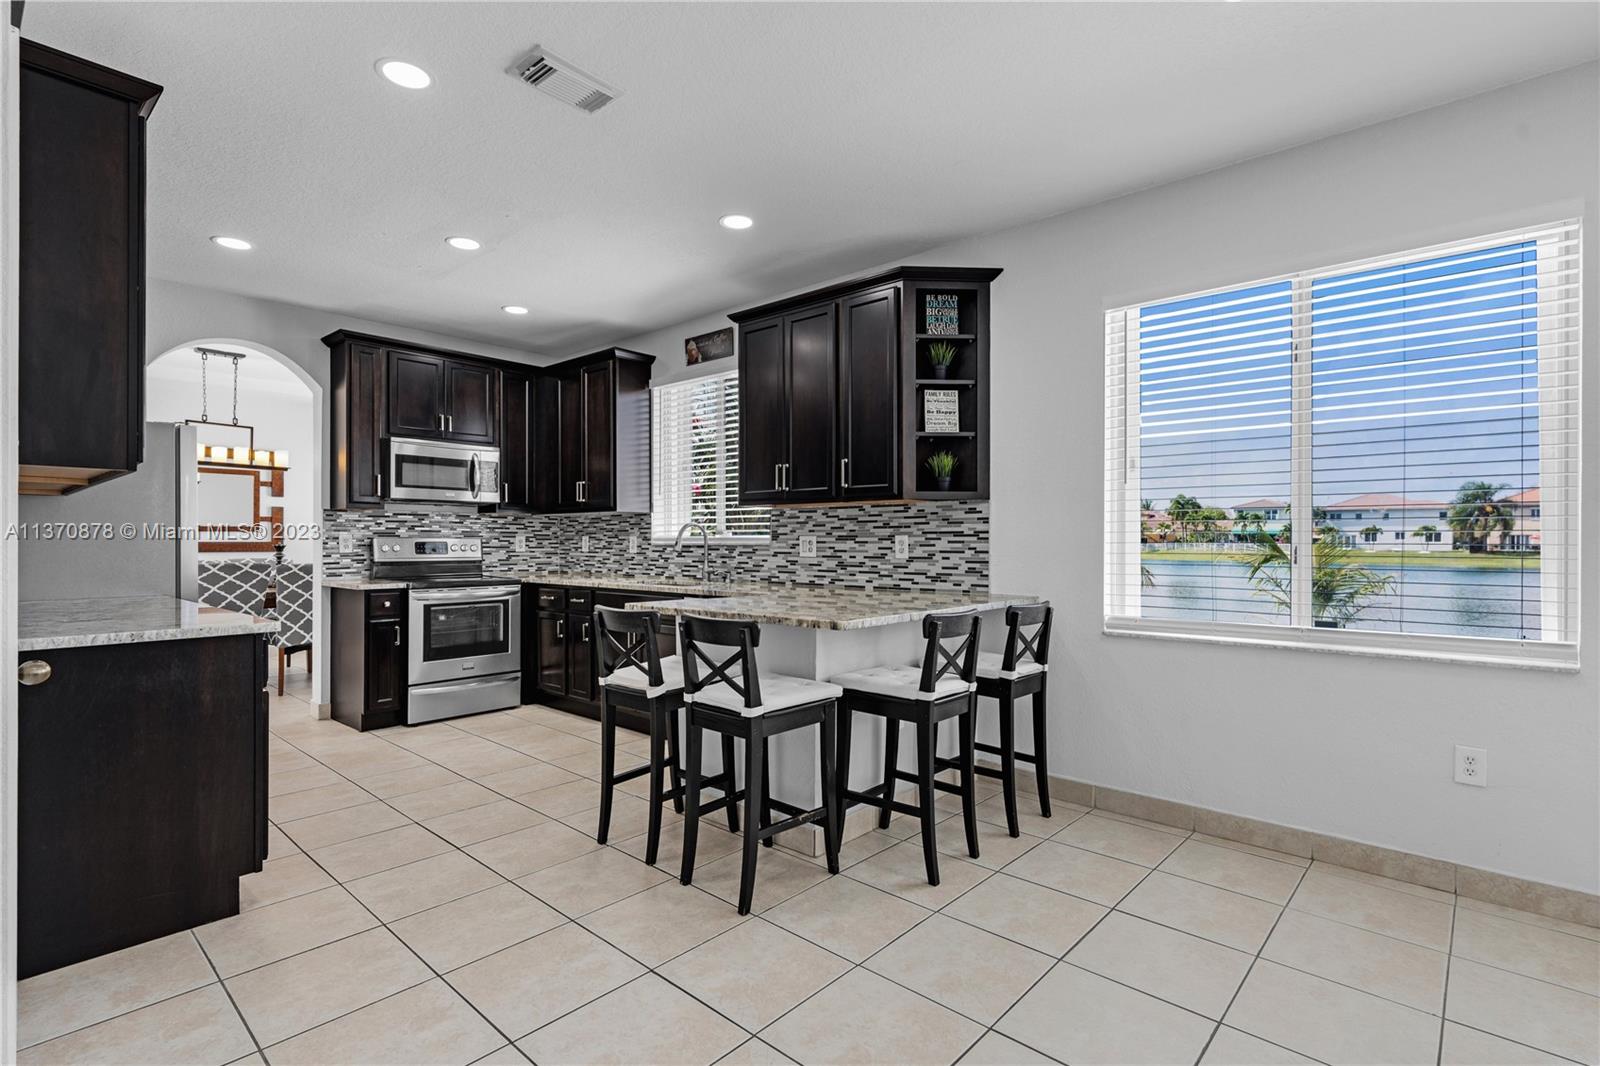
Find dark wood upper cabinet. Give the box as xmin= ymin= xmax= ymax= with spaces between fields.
xmin=17 ymin=41 xmax=161 ymax=496
xmin=551 ymin=349 xmax=653 ymax=513
xmin=731 ymin=266 xmax=1001 ymax=505
xmin=580 ymin=361 xmax=616 ymax=510
xmin=388 ymin=350 xmax=446 ymax=439
xmin=444 ymin=361 xmax=498 ymax=444
xmin=500 ymin=368 xmax=534 ymax=511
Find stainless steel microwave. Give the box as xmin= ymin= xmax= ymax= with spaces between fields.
xmin=387 ymin=437 xmax=501 ymax=504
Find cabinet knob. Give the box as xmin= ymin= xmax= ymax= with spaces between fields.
xmin=18 ymin=660 xmax=52 ymax=686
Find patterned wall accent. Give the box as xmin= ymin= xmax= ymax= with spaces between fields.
xmin=320 ymin=501 xmax=989 ymax=592
xmin=199 ymin=560 xmax=314 ymax=646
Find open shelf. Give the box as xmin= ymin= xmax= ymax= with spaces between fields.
xmin=915 ymin=378 xmax=976 ymax=387
xmin=914 ymin=332 xmax=976 ymax=341
xmin=916 ymin=431 xmax=975 ymax=438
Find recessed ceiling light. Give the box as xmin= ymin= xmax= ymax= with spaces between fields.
xmin=446 ymin=236 xmax=481 ymax=251
xmin=719 ymin=214 xmax=754 ymax=230
xmin=211 ymin=235 xmax=252 ymax=250
xmin=377 ymin=59 xmax=431 ymax=90
xmin=502 ymin=305 xmax=529 ymax=315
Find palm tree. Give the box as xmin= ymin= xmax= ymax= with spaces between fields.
xmin=1232 ymin=510 xmax=1264 ymax=539
xmin=1360 ymin=524 xmax=1383 ymax=545
xmin=1412 ymin=524 xmax=1438 ymax=545
xmin=1245 ymin=532 xmax=1395 ymax=628
xmin=1448 ymin=481 xmax=1514 ymax=552
xmin=1166 ymin=494 xmax=1203 ymax=542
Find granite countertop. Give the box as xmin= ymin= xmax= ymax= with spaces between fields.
xmin=322 ymin=577 xmax=412 ymax=591
xmin=624 ymin=586 xmax=1040 ymax=631
xmin=18 ymin=596 xmax=280 ymax=652
xmin=321 ymin=572 xmax=761 ymax=596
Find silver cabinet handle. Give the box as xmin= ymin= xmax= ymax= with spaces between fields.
xmin=392 ymin=625 xmax=401 ymax=647
xmin=437 ymin=414 xmax=445 ymax=431
xmin=18 ymin=660 xmax=51 ymax=686
xmin=841 ymin=457 xmax=848 ymax=487
xmin=774 ymin=464 xmax=781 ymax=492
xmin=556 ymin=619 xmax=565 ymax=639
xmin=447 ymin=415 xmax=454 ymax=432
xmin=581 ymin=622 xmax=590 ymax=641
xmin=783 ymin=463 xmax=791 ymax=490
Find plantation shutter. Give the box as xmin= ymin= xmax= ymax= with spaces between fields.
xmin=651 ymin=371 xmax=771 ymax=541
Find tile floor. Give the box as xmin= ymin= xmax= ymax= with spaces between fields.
xmin=17 ymin=675 xmax=1600 ymax=1065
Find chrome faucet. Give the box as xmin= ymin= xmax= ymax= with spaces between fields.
xmin=673 ymin=521 xmax=712 ymax=583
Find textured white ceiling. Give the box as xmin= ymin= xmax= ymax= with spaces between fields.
xmin=26 ymin=2 xmax=1599 ymax=356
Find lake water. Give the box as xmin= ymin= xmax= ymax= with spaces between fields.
xmin=1140 ymin=557 xmax=1543 ymax=640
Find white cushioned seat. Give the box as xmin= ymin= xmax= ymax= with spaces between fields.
xmin=686 ymin=673 xmax=842 ymax=716
xmin=599 ymin=655 xmax=685 ymax=698
xmin=974 ymin=651 xmax=1046 ymax=681
xmin=830 ymin=664 xmax=975 ymax=701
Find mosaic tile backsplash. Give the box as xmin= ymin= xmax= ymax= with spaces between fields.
xmin=321 ymin=502 xmax=988 ymax=593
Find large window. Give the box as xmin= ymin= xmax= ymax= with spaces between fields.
xmin=651 ymin=371 xmax=770 ymax=542
xmin=1105 ymin=222 xmax=1580 ymax=667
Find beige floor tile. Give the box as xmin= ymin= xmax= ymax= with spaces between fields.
xmin=465 ymin=820 xmax=603 ymax=879
xmin=998 ymin=962 xmax=1215 ymax=1066
xmin=346 ymin=850 xmax=504 ymax=922
xmin=847 ymin=839 xmax=994 ymax=909
xmin=544 ymin=750 xmax=604 ymax=780
xmin=939 ymin=816 xmax=1047 ymax=870
xmin=355 ymin=763 xmax=465 ymax=799
xmin=1289 ymin=865 xmax=1454 ymax=951
xmin=387 ymin=780 xmax=503 ymax=821
xmin=1262 ymin=909 xmax=1448 ymax=1014
xmin=1200 ymin=1027 xmax=1316 ymax=1064
xmin=763 ymin=966 xmax=984 ymax=1066
xmin=239 ymin=854 xmax=336 ymax=911
xmin=306 ymin=823 xmax=454 ymax=882
xmin=1189 ymin=833 xmax=1310 ymax=868
xmin=1159 ymin=839 xmax=1304 ymax=905
xmin=470 ymin=1046 xmax=532 ymax=1065
xmin=269 ymin=781 xmax=376 ymax=823
xmin=975 ymin=793 xmax=1083 ymax=839
xmin=659 ymin=918 xmax=850 ymax=1030
xmin=196 ymin=886 xmax=378 ymax=978
xmin=318 ymin=747 xmax=434 ymax=781
xmin=764 ymin=874 xmax=931 ymax=963
xmin=581 ymin=880 xmax=750 ymax=966
xmin=868 ymin=912 xmax=1055 ymax=1025
xmin=1453 ymin=905 xmax=1600 ymax=996
xmin=423 ymin=798 xmax=547 ymax=846
xmin=1053 ymin=813 xmax=1185 ymax=867
xmin=1444 ymin=957 xmax=1600 ymax=1064
xmin=451 ymin=711 xmax=534 ymax=736
xmin=1309 ymin=861 xmax=1453 ymax=903
xmin=1091 ymin=807 xmax=1193 ymax=837
xmin=448 ymin=923 xmax=645 ymax=1038
xmin=18 ymin=932 xmax=217 ymax=1049
xmin=432 ymin=744 xmax=541 ymax=778
xmin=264 ymin=978 xmax=503 ymax=1065
xmin=514 ymin=846 xmax=671 ymax=916
xmin=1225 ymin=959 xmax=1441 ymax=1065
xmin=1117 ymin=870 xmax=1282 ymax=953
xmin=716 ymin=1038 xmax=799 ymax=1066
xmin=1068 ymin=911 xmax=1252 ymax=1020
xmin=17 ymin=984 xmax=254 ymax=1066
xmin=805 ymin=827 xmax=902 ymax=870
xmin=225 ymin=928 xmax=432 ymax=1047
xmin=614 ymin=819 xmax=745 ymax=868
xmin=692 ymin=846 xmax=831 ymax=913
xmin=1001 ymin=840 xmax=1145 ymax=907
xmin=516 ymin=973 xmax=745 ymax=1066
xmin=520 ymin=778 xmax=608 ymax=817
xmin=1439 ymin=1022 xmax=1572 ymax=1065
xmin=268 ymin=764 xmax=342 ymax=797
xmin=562 ymin=794 xmax=656 ymax=842
xmin=498 ymin=727 xmax=599 ymax=762
xmin=958 ymin=1031 xmax=1058 ymax=1064
xmin=278 ymin=801 xmax=411 ymax=851
xmin=476 ymin=762 xmax=583 ymax=798
xmin=945 ymin=871 xmax=1106 ymax=956
xmin=390 ymin=882 xmax=566 ymax=972
xmin=228 ymin=1053 xmax=268 ymax=1066
xmin=1456 ymin=896 xmax=1600 ymax=943
xmin=264 ymin=823 xmax=298 ymax=860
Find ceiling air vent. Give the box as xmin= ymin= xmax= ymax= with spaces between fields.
xmin=509 ymin=46 xmax=619 ymax=114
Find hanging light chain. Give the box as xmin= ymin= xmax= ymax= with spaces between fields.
xmin=230 ymin=353 xmax=242 ymax=425
xmin=199 ymin=349 xmax=210 ymax=422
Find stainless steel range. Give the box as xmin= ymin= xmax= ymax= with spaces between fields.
xmin=371 ymin=536 xmax=521 ymax=724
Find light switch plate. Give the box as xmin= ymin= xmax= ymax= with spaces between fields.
xmin=581 ymin=534 xmax=592 ymax=553
xmin=338 ymin=532 xmax=355 ymax=554
xmin=894 ymin=534 xmax=909 ymax=560
xmin=628 ymin=532 xmax=639 ymax=554
xmin=798 ymin=535 xmax=818 ymax=558
xmin=514 ymin=533 xmax=527 ymax=553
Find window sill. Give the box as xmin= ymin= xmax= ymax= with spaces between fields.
xmin=1103 ymin=617 xmax=1579 ymax=672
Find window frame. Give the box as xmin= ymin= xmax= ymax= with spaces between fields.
xmin=1104 ymin=221 xmax=1581 ymax=671
xmin=650 ymin=370 xmax=771 ymax=545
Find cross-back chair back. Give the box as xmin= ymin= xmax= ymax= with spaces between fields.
xmin=915 ymin=609 xmax=982 ymax=693
xmin=594 ymin=606 xmax=667 ymax=688
xmin=679 ymin=616 xmax=764 ymax=710
xmin=1000 ymin=603 xmax=1052 ymax=674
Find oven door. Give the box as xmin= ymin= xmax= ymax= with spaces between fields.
xmin=408 ymin=585 xmax=521 ymax=685
xmin=389 ymin=438 xmax=500 ymax=504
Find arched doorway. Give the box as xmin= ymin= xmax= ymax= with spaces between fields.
xmin=148 ymin=339 xmax=326 ymax=715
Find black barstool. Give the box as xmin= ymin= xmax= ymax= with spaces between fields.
xmin=678 ymin=616 xmax=842 ymax=915
xmin=593 ymin=607 xmax=738 ymax=866
xmin=830 ymin=610 xmax=983 ymax=887
xmin=967 ymin=604 xmax=1053 ymax=838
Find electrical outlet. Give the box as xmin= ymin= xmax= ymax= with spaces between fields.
xmin=628 ymin=532 xmax=639 ymax=554
xmin=338 ymin=532 xmax=355 ymax=554
xmin=1454 ymin=745 xmax=1487 ymax=787
xmin=580 ymin=534 xmax=591 ymax=553
xmin=893 ymin=534 xmax=909 ymax=560
xmin=798 ymin=535 xmax=817 ymax=558
xmin=514 ymin=533 xmax=527 ymax=553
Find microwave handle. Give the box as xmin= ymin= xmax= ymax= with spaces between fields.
xmin=469 ymin=453 xmax=480 ymax=496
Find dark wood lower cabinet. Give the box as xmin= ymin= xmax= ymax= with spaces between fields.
xmin=331 ymin=588 xmax=407 ymax=730
xmin=17 ymin=634 xmax=267 ymax=979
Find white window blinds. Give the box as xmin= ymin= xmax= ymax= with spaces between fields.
xmin=1105 ymin=221 xmax=1581 ymax=667
xmin=651 ymin=371 xmax=771 ymax=542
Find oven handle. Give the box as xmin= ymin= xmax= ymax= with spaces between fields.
xmin=410 ymin=586 xmax=521 ymax=603
xmin=414 ymin=676 xmax=519 ymax=695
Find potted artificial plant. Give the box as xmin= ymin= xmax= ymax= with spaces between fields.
xmin=927 ymin=340 xmax=958 ymax=379
xmin=926 ymin=450 xmax=957 ymax=492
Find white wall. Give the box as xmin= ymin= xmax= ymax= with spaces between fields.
xmin=616 ymin=65 xmax=1600 ymax=892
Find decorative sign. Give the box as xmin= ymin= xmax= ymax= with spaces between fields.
xmin=923 ymin=293 xmax=961 ymax=335
xmin=685 ymin=327 xmax=735 ymax=365
xmin=923 ymin=389 xmax=961 ymax=433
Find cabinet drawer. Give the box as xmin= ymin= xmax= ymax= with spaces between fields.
xmin=536 ymin=587 xmax=566 ymax=611
xmin=367 ymin=591 xmax=404 ymax=619
xmin=565 ymin=588 xmax=593 ymax=611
